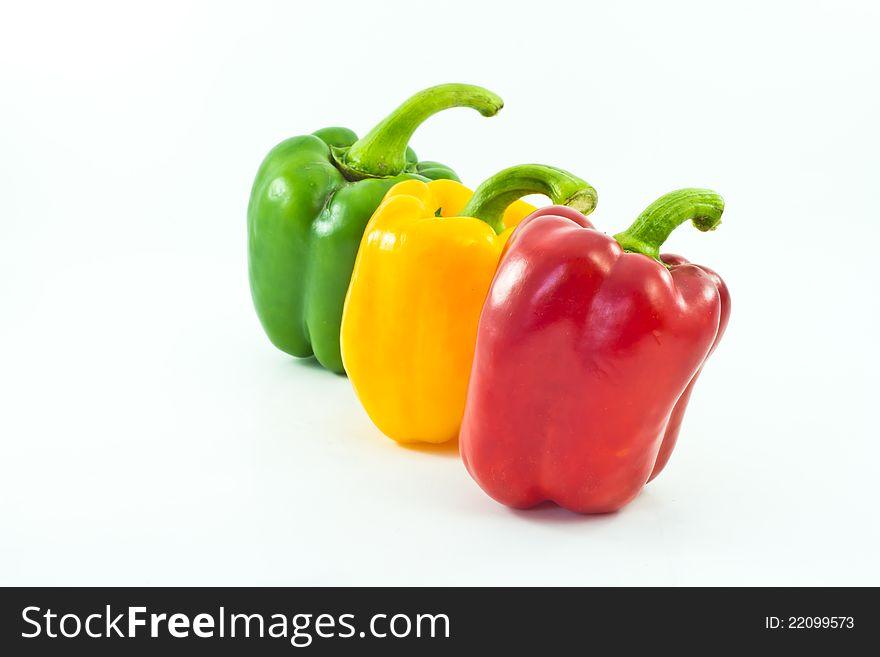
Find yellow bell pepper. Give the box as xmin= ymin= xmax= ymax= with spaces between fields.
xmin=340 ymin=164 xmax=597 ymax=444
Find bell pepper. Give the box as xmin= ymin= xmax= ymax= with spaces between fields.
xmin=460 ymin=189 xmax=730 ymax=513
xmin=247 ymin=84 xmax=503 ymax=373
xmin=340 ymin=165 xmax=597 ymax=444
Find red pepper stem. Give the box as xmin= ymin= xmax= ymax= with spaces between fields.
xmin=460 ymin=164 xmax=598 ymax=234
xmin=338 ymin=84 xmax=503 ymax=179
xmin=613 ymin=189 xmax=724 ymax=260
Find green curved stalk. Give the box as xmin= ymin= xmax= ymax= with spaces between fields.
xmin=459 ymin=164 xmax=597 ymax=234
xmin=613 ymin=189 xmax=724 ymax=260
xmin=338 ymin=84 xmax=503 ymax=179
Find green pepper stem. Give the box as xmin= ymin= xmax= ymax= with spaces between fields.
xmin=613 ymin=189 xmax=724 ymax=260
xmin=459 ymin=164 xmax=597 ymax=234
xmin=339 ymin=84 xmax=503 ymax=179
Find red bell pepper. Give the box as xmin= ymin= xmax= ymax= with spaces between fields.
xmin=459 ymin=189 xmax=730 ymax=513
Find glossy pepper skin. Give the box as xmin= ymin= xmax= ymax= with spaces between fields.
xmin=248 ymin=84 xmax=503 ymax=373
xmin=460 ymin=189 xmax=730 ymax=513
xmin=341 ymin=165 xmax=598 ymax=444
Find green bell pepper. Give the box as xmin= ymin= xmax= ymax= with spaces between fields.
xmin=247 ymin=83 xmax=503 ymax=373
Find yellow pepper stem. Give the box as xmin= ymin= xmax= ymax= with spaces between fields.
xmin=459 ymin=164 xmax=597 ymax=234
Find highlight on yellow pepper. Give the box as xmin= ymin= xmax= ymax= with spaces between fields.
xmin=339 ymin=164 xmax=597 ymax=444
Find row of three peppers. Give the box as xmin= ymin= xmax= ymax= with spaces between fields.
xmin=248 ymin=84 xmax=730 ymax=513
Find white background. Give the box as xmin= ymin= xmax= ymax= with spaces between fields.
xmin=1 ymin=0 xmax=878 ymax=585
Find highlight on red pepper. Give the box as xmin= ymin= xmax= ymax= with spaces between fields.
xmin=459 ymin=189 xmax=730 ymax=514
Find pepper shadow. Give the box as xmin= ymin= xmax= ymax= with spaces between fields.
xmin=505 ymin=488 xmax=660 ymax=524
xmin=505 ymin=501 xmax=620 ymax=525
xmin=333 ymin=402 xmax=460 ymax=458
xmin=286 ymin=355 xmax=347 ymax=376
xmin=396 ymin=436 xmax=461 ymax=459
